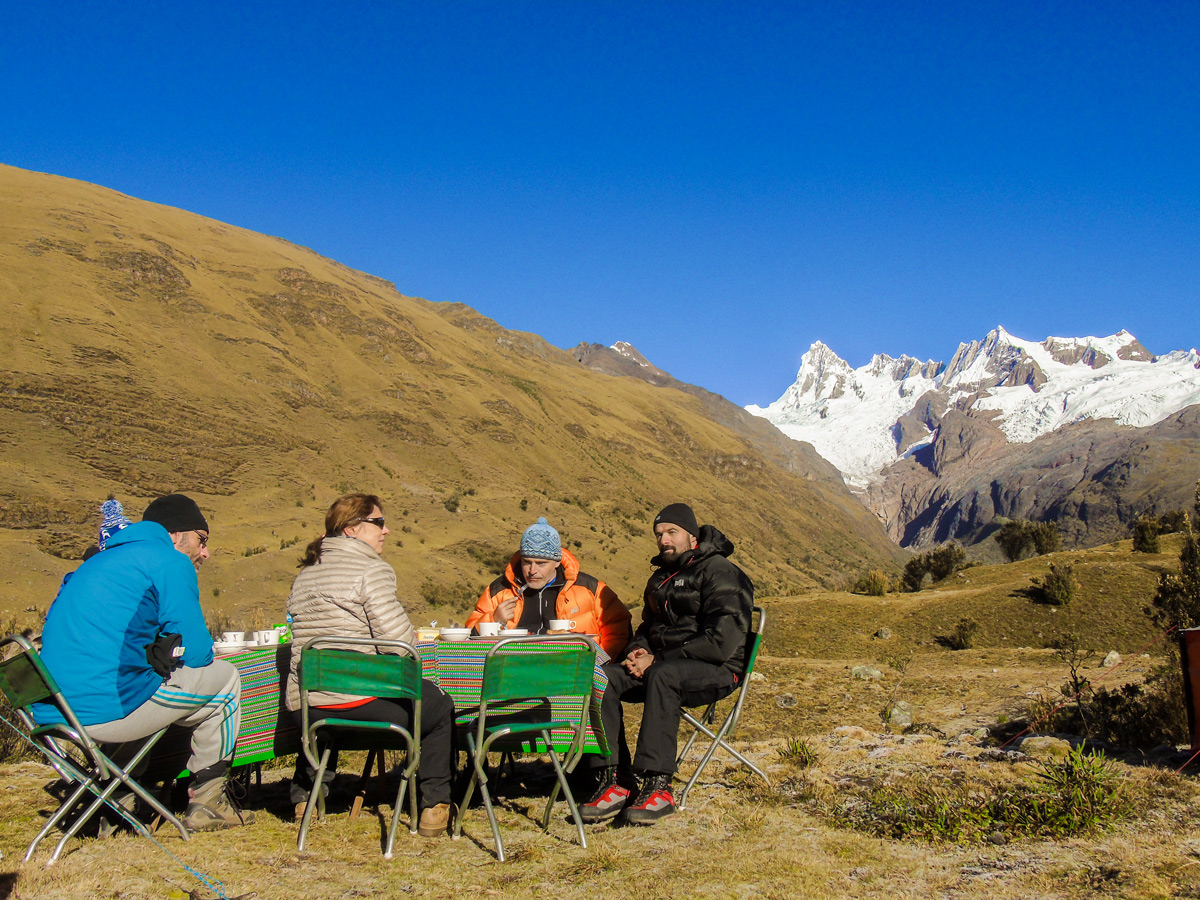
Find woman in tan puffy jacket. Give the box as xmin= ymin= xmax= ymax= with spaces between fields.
xmin=285 ymin=492 xmax=454 ymax=837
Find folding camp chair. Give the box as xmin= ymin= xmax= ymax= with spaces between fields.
xmin=453 ymin=636 xmax=596 ymax=861
xmin=296 ymin=636 xmax=422 ymax=858
xmin=675 ymin=605 xmax=769 ymax=809
xmin=0 ymin=633 xmax=189 ymax=863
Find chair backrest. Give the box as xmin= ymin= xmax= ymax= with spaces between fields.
xmin=725 ymin=605 xmax=766 ymax=733
xmin=742 ymin=605 xmax=766 ymax=679
xmin=481 ymin=637 xmax=595 ymax=706
xmin=0 ymin=636 xmax=58 ymax=711
xmin=0 ymin=633 xmax=112 ymax=779
xmin=299 ymin=637 xmax=422 ymax=702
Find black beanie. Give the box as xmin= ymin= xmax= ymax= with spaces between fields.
xmin=142 ymin=494 xmax=209 ymax=534
xmin=654 ymin=503 xmax=698 ymax=536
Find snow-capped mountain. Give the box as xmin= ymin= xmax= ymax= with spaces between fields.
xmin=748 ymin=327 xmax=1200 ymax=489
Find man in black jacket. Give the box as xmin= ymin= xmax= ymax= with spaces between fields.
xmin=580 ymin=503 xmax=753 ymax=825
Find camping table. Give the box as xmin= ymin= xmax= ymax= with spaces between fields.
xmin=148 ymin=635 xmax=612 ymax=782
xmin=416 ymin=636 xmax=611 ymax=756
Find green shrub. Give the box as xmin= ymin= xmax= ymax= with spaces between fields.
xmin=901 ymin=556 xmax=928 ymax=593
xmin=926 ymin=543 xmax=967 ymax=581
xmin=829 ymin=746 xmax=1122 ymax=843
xmin=1152 ymin=531 xmax=1200 ymax=630
xmin=1030 ymin=521 xmax=1061 ymax=554
xmin=242 ymin=545 xmax=267 ymax=557
xmin=1132 ymin=515 xmax=1160 ymax=553
xmin=946 ymin=617 xmax=980 ymax=651
xmin=996 ymin=519 xmax=1061 ymax=560
xmin=852 ymin=569 xmax=890 ymax=596
xmin=995 ymin=519 xmax=1034 ymax=562
xmin=1036 ymin=563 xmax=1077 ymax=606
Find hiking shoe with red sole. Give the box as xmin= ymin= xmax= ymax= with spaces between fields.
xmin=624 ymin=773 xmax=675 ymax=825
xmin=579 ymin=770 xmax=634 ymax=823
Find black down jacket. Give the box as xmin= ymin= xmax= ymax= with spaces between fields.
xmin=628 ymin=524 xmax=754 ymax=674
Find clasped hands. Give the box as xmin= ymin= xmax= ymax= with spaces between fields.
xmin=621 ymin=646 xmax=654 ymax=678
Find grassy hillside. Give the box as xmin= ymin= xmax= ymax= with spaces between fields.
xmin=0 ymin=163 xmax=903 ymax=626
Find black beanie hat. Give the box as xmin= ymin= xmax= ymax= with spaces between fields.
xmin=142 ymin=494 xmax=209 ymax=534
xmin=654 ymin=503 xmax=698 ymax=536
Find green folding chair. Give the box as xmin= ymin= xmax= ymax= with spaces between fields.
xmin=0 ymin=633 xmax=189 ymax=863
xmin=675 ymin=605 xmax=769 ymax=809
xmin=453 ymin=636 xmax=596 ymax=861
xmin=296 ymin=636 xmax=422 ymax=858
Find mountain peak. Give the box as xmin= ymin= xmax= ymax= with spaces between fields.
xmin=750 ymin=327 xmax=1200 ymax=487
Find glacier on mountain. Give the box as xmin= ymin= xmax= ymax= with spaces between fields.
xmin=747 ymin=327 xmax=1200 ymax=489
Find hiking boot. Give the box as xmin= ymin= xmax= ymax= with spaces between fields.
xmin=417 ymin=802 xmax=450 ymax=837
xmin=579 ymin=768 xmax=634 ymax=824
xmin=624 ymin=772 xmax=675 ymax=825
xmin=182 ymin=776 xmax=255 ymax=832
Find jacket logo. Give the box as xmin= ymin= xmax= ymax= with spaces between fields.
xmin=674 ymin=579 xmax=685 ymax=587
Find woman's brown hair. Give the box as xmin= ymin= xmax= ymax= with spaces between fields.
xmin=297 ymin=492 xmax=383 ymax=567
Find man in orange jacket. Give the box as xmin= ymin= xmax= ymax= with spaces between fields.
xmin=465 ymin=517 xmax=632 ymax=659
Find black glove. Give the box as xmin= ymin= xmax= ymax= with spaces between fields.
xmin=145 ymin=631 xmax=185 ymax=678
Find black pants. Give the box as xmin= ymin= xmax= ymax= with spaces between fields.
xmin=291 ymin=679 xmax=454 ymax=807
xmin=595 ymin=658 xmax=736 ymax=775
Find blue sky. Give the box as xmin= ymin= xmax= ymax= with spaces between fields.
xmin=3 ymin=1 xmax=1197 ymax=405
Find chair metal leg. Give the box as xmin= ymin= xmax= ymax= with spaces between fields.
xmin=676 ymin=714 xmax=769 ymax=810
xmin=24 ymin=779 xmax=91 ymax=862
xmin=297 ymin=748 xmax=332 ymax=851
xmin=541 ymin=729 xmax=587 ymax=849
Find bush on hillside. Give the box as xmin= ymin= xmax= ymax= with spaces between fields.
xmin=1132 ymin=515 xmax=1161 ymax=553
xmin=1030 ymin=521 xmax=1062 ymax=555
xmin=926 ymin=543 xmax=968 ymax=581
xmin=1151 ymin=531 xmax=1200 ymax=631
xmin=902 ymin=543 xmax=968 ymax=591
xmin=852 ymin=569 xmax=890 ymax=596
xmin=1035 ymin=563 xmax=1077 ymax=606
xmin=945 ymin=617 xmax=980 ymax=651
xmin=995 ymin=519 xmax=1061 ymax=561
xmin=995 ymin=520 xmax=1034 ymax=562
xmin=1159 ymin=509 xmax=1191 ymax=535
xmin=901 ymin=556 xmax=929 ymax=592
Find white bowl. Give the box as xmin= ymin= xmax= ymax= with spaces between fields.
xmin=439 ymin=628 xmax=471 ymax=641
xmin=501 ymin=628 xmax=529 ymax=637
xmin=212 ymin=642 xmax=245 ymax=655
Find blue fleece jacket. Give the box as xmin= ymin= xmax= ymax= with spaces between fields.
xmin=34 ymin=521 xmax=215 ymax=726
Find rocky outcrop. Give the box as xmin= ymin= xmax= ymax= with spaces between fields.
xmin=866 ymin=405 xmax=1200 ymax=548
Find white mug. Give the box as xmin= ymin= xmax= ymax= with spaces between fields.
xmin=548 ymin=619 xmax=576 ymax=631
xmin=477 ymin=621 xmax=501 ymax=636
xmin=256 ymin=630 xmax=280 ymax=645
xmin=221 ymin=631 xmax=244 ymax=643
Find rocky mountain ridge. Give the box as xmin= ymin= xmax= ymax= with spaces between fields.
xmin=745 ymin=327 xmax=1200 ymax=549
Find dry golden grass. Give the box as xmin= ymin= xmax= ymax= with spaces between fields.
xmin=3 ymin=534 xmax=1197 ymax=900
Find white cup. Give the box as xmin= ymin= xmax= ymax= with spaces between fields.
xmin=221 ymin=631 xmax=244 ymax=643
xmin=548 ymin=619 xmax=576 ymax=631
xmin=477 ymin=621 xmax=501 ymax=636
xmin=256 ymin=630 xmax=280 ymax=645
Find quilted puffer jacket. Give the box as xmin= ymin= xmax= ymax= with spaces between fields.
xmin=284 ymin=536 xmax=414 ymax=710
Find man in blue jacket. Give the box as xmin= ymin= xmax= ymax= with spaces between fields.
xmin=36 ymin=494 xmax=252 ymax=831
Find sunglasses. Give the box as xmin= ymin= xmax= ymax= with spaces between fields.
xmin=360 ymin=516 xmax=386 ymax=529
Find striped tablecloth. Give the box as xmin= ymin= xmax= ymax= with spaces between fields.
xmin=222 ymin=645 xmax=301 ymax=767
xmin=417 ymin=636 xmax=610 ymax=756
xmin=204 ymin=635 xmax=611 ymax=769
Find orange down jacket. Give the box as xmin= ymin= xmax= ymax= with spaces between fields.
xmin=465 ymin=549 xmax=632 ymax=658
